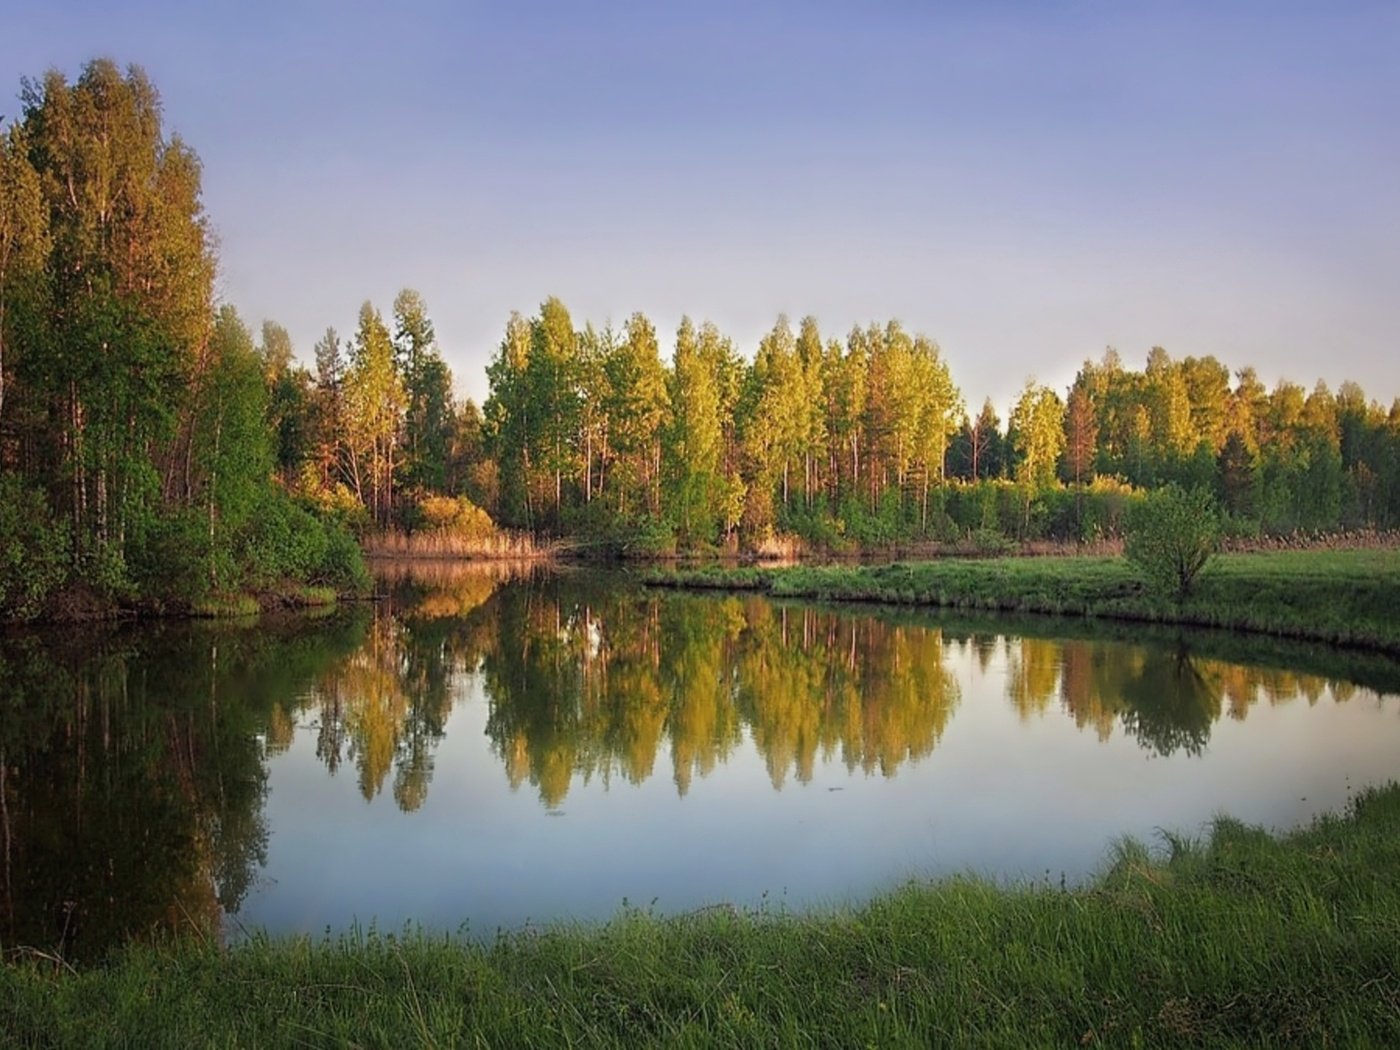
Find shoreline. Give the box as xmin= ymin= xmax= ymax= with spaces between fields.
xmin=4 ymin=782 xmax=1398 ymax=1046
xmin=641 ymin=549 xmax=1400 ymax=658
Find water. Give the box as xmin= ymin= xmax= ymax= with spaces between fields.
xmin=2 ymin=562 xmax=1397 ymax=959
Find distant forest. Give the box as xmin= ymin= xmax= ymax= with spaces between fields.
xmin=2 ymin=61 xmax=1399 ymax=615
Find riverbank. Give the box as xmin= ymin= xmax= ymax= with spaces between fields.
xmin=643 ymin=549 xmax=1400 ymax=655
xmin=4 ymin=783 xmax=1397 ymax=1047
xmin=27 ymin=579 xmax=363 ymax=624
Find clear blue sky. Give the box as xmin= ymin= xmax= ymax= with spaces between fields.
xmin=4 ymin=1 xmax=1398 ymax=414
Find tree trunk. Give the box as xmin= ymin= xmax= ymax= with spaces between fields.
xmin=584 ymin=426 xmax=593 ymax=503
xmin=209 ymin=413 xmax=221 ymax=588
xmin=0 ymin=292 xmax=7 ymax=425
xmin=1 ymin=746 xmax=11 ymax=927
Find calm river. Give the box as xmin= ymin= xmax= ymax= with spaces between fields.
xmin=3 ymin=561 xmax=1397 ymax=959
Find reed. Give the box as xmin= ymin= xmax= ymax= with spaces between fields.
xmin=361 ymin=528 xmax=559 ymax=560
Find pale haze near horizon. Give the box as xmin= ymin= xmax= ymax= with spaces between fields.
xmin=3 ymin=1 xmax=1397 ymax=419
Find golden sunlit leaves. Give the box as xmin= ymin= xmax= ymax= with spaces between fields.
xmin=285 ymin=567 xmax=1363 ymax=813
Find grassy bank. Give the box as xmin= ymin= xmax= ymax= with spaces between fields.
xmin=643 ymin=549 xmax=1400 ymax=655
xmin=4 ymin=785 xmax=1399 ymax=1047
xmin=185 ymin=585 xmax=341 ymax=618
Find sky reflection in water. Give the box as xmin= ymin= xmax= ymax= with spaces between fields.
xmin=2 ymin=562 xmax=1396 ymax=957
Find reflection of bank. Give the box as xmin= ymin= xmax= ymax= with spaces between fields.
xmin=1 ymin=571 xmax=1387 ymax=960
xmin=0 ymin=613 xmax=366 ymax=961
xmin=344 ymin=572 xmax=1272 ymax=813
xmin=371 ymin=556 xmax=554 ymax=615
xmin=995 ymin=634 xmax=1349 ymax=755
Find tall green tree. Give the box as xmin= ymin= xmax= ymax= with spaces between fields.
xmin=343 ymin=301 xmax=404 ymax=525
xmin=392 ymin=289 xmax=453 ymax=495
xmin=194 ymin=306 xmax=272 ymax=587
xmin=18 ymin=60 xmax=215 ymax=568
xmin=664 ymin=316 xmax=723 ymax=544
xmin=745 ymin=316 xmax=806 ymax=518
xmin=604 ymin=310 xmax=668 ymax=521
xmin=573 ymin=323 xmax=609 ymax=506
xmin=701 ymin=321 xmax=747 ymax=538
xmin=1062 ymin=381 xmax=1098 ymax=486
xmin=908 ymin=334 xmax=961 ymax=528
xmin=257 ymin=321 xmax=310 ymax=482
xmin=793 ymin=316 xmax=829 ymax=507
xmin=257 ymin=320 xmax=294 ymax=382
xmin=825 ymin=332 xmax=867 ymax=497
xmin=307 ymin=326 xmax=346 ymax=493
xmin=1143 ymin=347 xmax=1196 ymax=469
xmin=0 ymin=124 xmax=49 ymax=438
xmin=1180 ymin=355 xmax=1231 ymax=453
xmin=949 ymin=398 xmax=1005 ymax=481
xmin=1009 ymin=381 xmax=1065 ymax=490
xmin=531 ymin=297 xmax=582 ymax=525
xmin=484 ymin=311 xmax=535 ymax=527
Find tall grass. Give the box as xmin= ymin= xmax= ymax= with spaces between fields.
xmin=362 ymin=528 xmax=559 ymax=560
xmin=4 ymin=784 xmax=1399 ymax=1047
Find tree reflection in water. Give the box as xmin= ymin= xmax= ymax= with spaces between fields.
xmin=0 ymin=612 xmax=368 ymax=960
xmin=0 ymin=563 xmax=1379 ymax=959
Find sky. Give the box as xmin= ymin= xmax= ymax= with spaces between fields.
xmin=3 ymin=1 xmax=1398 ymax=415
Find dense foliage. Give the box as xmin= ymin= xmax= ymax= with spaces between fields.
xmin=473 ymin=316 xmax=1400 ymax=551
xmin=0 ymin=60 xmax=365 ymax=617
xmin=285 ymin=291 xmax=1400 ymax=555
xmin=1124 ymin=484 xmax=1221 ymax=598
xmin=6 ymin=59 xmax=1400 ymax=591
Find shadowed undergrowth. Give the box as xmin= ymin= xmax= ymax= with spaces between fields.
xmin=3 ymin=784 xmax=1399 ymax=1047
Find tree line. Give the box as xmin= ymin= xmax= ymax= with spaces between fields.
xmin=5 ymin=61 xmax=1400 ymax=618
xmin=471 ymin=301 xmax=1400 ymax=550
xmin=296 ymin=289 xmax=1400 ymax=553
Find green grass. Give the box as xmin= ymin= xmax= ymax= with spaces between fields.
xmin=188 ymin=592 xmax=261 ymax=618
xmin=286 ymin=584 xmax=338 ymax=607
xmin=4 ymin=784 xmax=1399 ymax=1047
xmin=644 ymin=549 xmax=1400 ymax=654
xmin=188 ymin=586 xmax=340 ymax=618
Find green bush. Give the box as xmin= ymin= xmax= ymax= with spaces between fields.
xmin=0 ymin=473 xmax=70 ymax=620
xmin=241 ymin=492 xmax=329 ymax=585
xmin=315 ymin=516 xmax=371 ymax=593
xmin=1124 ymin=484 xmax=1221 ymax=598
xmin=129 ymin=507 xmax=214 ymax=601
xmin=777 ymin=505 xmax=851 ymax=551
xmin=968 ymin=527 xmax=1012 ymax=555
xmin=837 ymin=491 xmax=909 ymax=546
xmin=622 ymin=515 xmax=677 ymax=558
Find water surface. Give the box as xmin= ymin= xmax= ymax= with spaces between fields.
xmin=2 ymin=562 xmax=1396 ymax=958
